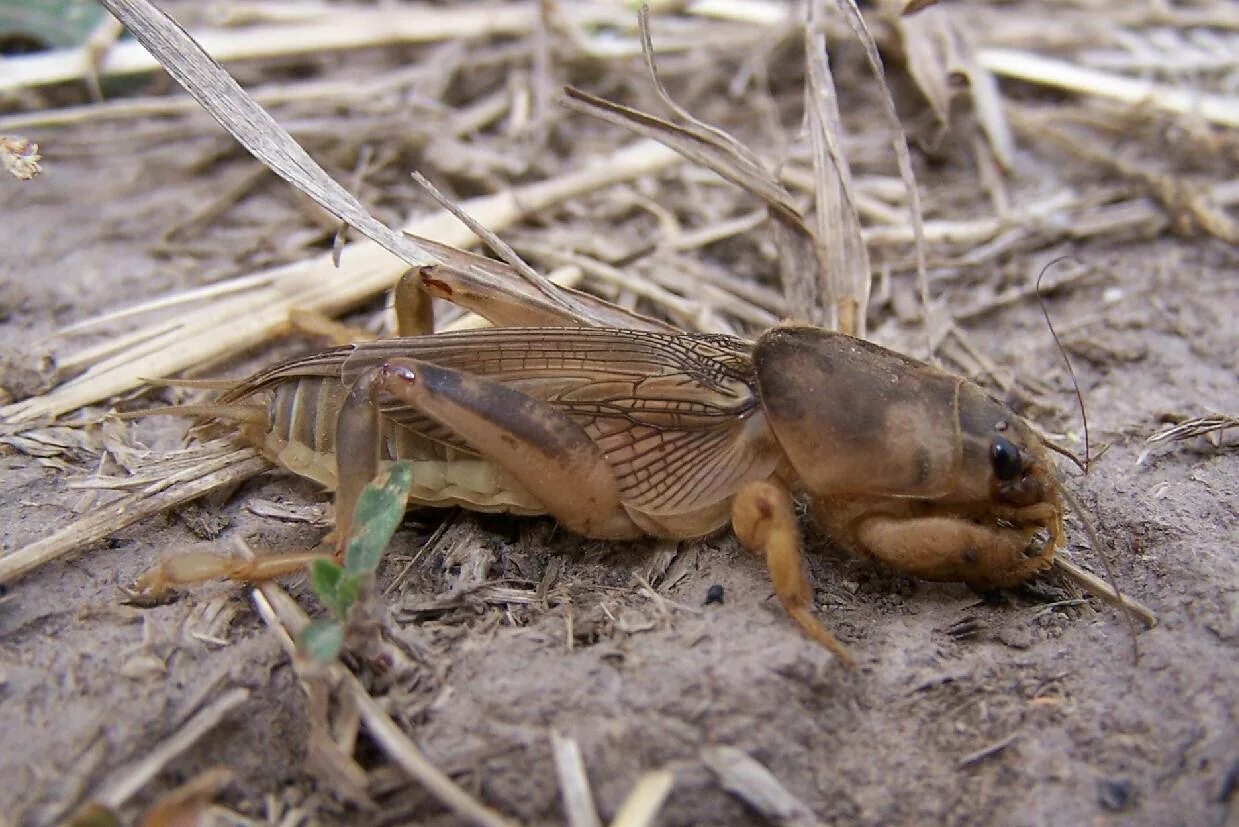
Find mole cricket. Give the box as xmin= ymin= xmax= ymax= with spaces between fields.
xmin=135 ymin=239 xmax=1155 ymax=666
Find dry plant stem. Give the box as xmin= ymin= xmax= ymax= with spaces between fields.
xmin=94 ymin=687 xmax=250 ymax=811
xmin=636 ymin=8 xmax=769 ymax=183
xmin=512 ymin=242 xmax=703 ymax=328
xmin=52 ymin=272 xmax=274 ymax=340
xmin=977 ymin=48 xmax=1239 ymax=129
xmin=685 ymin=0 xmax=792 ymax=26
xmin=702 ymin=746 xmax=819 ymax=827
xmin=0 ymin=4 xmax=540 ymax=94
xmin=1051 ymin=556 xmax=1158 ymax=630
xmin=806 ymin=0 xmax=871 ymax=335
xmin=1007 ymin=110 xmax=1239 ymax=245
xmin=0 ymin=445 xmax=268 ymax=586
xmin=409 ymin=172 xmax=574 ymax=316
xmin=892 ymin=3 xmax=1015 ymax=170
xmin=832 ymin=0 xmax=929 ymax=345
xmin=94 ymin=0 xmax=436 ymax=271
xmin=551 ymin=731 xmax=604 ymax=827
xmin=890 ymin=3 xmax=952 ymax=126
xmin=965 ymin=59 xmax=1016 ymax=172
xmin=607 ymin=770 xmax=675 ymax=827
xmin=956 ymin=732 xmax=1019 ymax=769
xmin=0 ymin=2 xmax=799 ymax=94
xmin=1147 ymin=415 xmax=1238 ymax=445
xmin=1 ymin=137 xmax=681 ymax=423
xmin=1055 ymin=481 xmax=1154 ymax=664
xmin=0 ymin=62 xmax=442 ymax=132
xmin=561 ymin=88 xmax=826 ymax=322
xmin=252 ymin=585 xmax=518 ymax=827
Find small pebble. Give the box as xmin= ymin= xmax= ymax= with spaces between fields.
xmin=704 ymin=584 xmax=724 ymax=605
xmin=1098 ymin=778 xmax=1134 ymax=812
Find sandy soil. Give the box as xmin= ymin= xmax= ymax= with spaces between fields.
xmin=1 ymin=6 xmax=1236 ymax=827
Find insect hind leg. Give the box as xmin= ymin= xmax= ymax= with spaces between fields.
xmin=357 ymin=358 xmax=641 ymax=540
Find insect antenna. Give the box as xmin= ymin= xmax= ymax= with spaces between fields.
xmin=1039 ymin=436 xmax=1087 ymax=473
xmin=1035 ymin=258 xmax=1157 ymax=659
xmin=1051 ymin=480 xmax=1157 ymax=665
xmin=1036 ymin=256 xmax=1091 ymax=469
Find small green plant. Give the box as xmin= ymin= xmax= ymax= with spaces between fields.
xmin=298 ymin=460 xmax=414 ymax=662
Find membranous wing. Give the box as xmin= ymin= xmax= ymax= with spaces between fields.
xmin=238 ymin=328 xmax=775 ymax=516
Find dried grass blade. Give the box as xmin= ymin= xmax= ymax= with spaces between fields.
xmin=410 ymin=171 xmax=582 ymax=319
xmin=889 ymin=3 xmax=954 ymax=126
xmin=608 ymin=769 xmax=674 ymax=827
xmin=94 ymin=0 xmax=434 ymax=270
xmin=636 ymin=6 xmax=766 ymax=171
xmin=1 ymin=138 xmax=681 ymax=423
xmin=1007 ymin=108 xmax=1239 ymax=244
xmin=833 ymin=0 xmax=929 ymax=340
xmin=702 ymin=745 xmax=820 ymax=827
xmin=965 ymin=58 xmax=1016 ymax=171
xmin=551 ymin=731 xmax=603 ymax=827
xmin=413 ymin=236 xmax=675 ymax=332
xmin=562 ymin=87 xmax=827 ymax=324
xmin=977 ymin=48 xmax=1239 ymax=129
xmin=889 ymin=3 xmax=1015 ymax=170
xmin=1051 ymin=556 xmax=1158 ymax=630
xmin=96 ymin=689 xmax=249 ymax=811
xmin=1146 ymin=414 xmax=1238 ymax=445
xmin=560 ymin=91 xmax=805 ymax=239
xmin=805 ymin=0 xmax=871 ymax=335
xmin=0 ymin=445 xmax=268 ymax=586
xmin=0 ymin=4 xmax=541 ymax=94
xmin=1138 ymin=414 xmax=1238 ymax=464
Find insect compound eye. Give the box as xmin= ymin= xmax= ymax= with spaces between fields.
xmin=990 ymin=436 xmax=1023 ymax=480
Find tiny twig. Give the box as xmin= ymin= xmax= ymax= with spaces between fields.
xmin=551 ymin=731 xmax=603 ymax=827
xmin=1051 ymin=553 xmax=1158 ymax=630
xmin=702 ymin=745 xmax=819 ymax=827
xmin=608 ymin=770 xmax=675 ymax=827
xmin=957 ymin=732 xmax=1019 ymax=769
xmin=95 ymin=687 xmax=250 ymax=810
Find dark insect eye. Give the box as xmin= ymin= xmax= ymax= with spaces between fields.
xmin=990 ymin=436 xmax=1022 ymax=480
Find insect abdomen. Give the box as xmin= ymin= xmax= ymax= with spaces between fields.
xmin=259 ymin=377 xmax=544 ymax=514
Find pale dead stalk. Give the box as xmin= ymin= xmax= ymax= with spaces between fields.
xmin=94 ymin=687 xmax=250 ymax=811
xmin=607 ymin=770 xmax=675 ymax=827
xmin=977 ymin=48 xmax=1239 ymax=129
xmin=551 ymin=731 xmax=603 ymax=827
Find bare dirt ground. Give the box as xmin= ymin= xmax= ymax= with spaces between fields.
xmin=1 ymin=2 xmax=1236 ymax=826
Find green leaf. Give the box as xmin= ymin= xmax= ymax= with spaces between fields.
xmin=298 ymin=618 xmax=344 ymax=663
xmin=343 ymin=460 xmax=414 ymax=576
xmin=309 ymin=558 xmax=345 ymax=614
xmin=334 ymin=572 xmax=362 ymax=613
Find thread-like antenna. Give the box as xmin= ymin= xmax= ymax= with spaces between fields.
xmin=1053 ymin=482 xmax=1150 ymax=664
xmin=1036 ymin=257 xmax=1090 ymax=470
xmin=1036 ymin=258 xmax=1154 ymax=660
